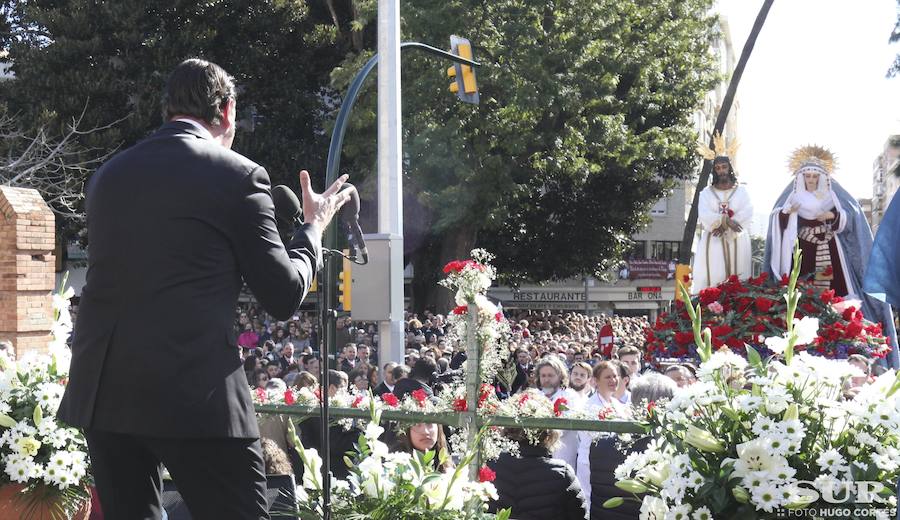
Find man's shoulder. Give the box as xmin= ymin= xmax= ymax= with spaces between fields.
xmin=135 ymin=123 xmax=262 ymax=176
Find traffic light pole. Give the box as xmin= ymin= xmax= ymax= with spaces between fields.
xmin=318 ymin=28 xmax=479 ymax=519
xmin=321 ymin=42 xmax=480 ymax=366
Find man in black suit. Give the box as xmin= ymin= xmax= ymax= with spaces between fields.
xmin=57 ymin=59 xmax=350 ymax=519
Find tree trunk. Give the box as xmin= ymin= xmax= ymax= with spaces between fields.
xmin=679 ymin=0 xmax=775 ymax=264
xmin=410 ymin=225 xmax=479 ymax=314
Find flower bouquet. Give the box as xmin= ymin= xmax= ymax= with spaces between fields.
xmin=0 ymin=278 xmax=92 ymax=519
xmin=646 ymin=268 xmax=890 ymax=365
xmin=287 ymin=401 xmax=511 ymax=520
xmin=609 ymin=246 xmax=900 ymax=519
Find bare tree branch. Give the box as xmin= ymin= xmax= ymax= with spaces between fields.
xmin=0 ymin=105 xmax=129 ymax=220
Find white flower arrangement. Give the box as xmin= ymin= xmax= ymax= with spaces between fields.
xmin=288 ymin=404 xmax=510 ymax=520
xmin=0 ymin=276 xmax=91 ymax=514
xmin=609 ymin=246 xmax=900 ymax=518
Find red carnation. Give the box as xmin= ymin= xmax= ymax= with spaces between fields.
xmin=821 ymin=265 xmax=833 ymax=277
xmin=646 ymin=401 xmax=657 ymax=414
xmin=478 ymin=384 xmax=494 ymax=407
xmin=751 ymin=323 xmax=767 ymax=333
xmin=711 ymin=325 xmax=733 ymax=337
xmin=674 ymin=331 xmax=694 ymax=345
xmin=749 ymin=272 xmax=769 ymax=286
xmin=755 ymin=297 xmax=775 ymax=313
xmin=846 ymin=321 xmax=864 ymax=339
xmin=256 ymin=387 xmax=267 ymax=402
xmin=726 ymin=337 xmax=744 ymax=349
xmin=698 ymin=287 xmax=722 ymax=305
xmin=452 ymin=398 xmax=468 ymax=412
xmin=820 ymin=290 xmax=836 ymax=305
xmin=801 ymin=303 xmax=818 ymax=315
xmin=351 ymin=395 xmax=365 ymax=408
xmin=452 ymin=305 xmax=468 ymax=315
xmin=284 ymin=389 xmax=295 ymax=405
xmin=842 ymin=307 xmax=862 ymax=322
xmin=780 ymin=274 xmax=790 ymax=287
xmin=381 ymin=393 xmax=399 ymax=407
xmin=553 ymin=397 xmax=569 ymax=417
xmin=442 ymin=260 xmax=463 ymax=274
xmin=411 ymin=389 xmax=428 ymax=405
xmin=478 ymin=466 xmax=496 ymax=483
xmin=495 ymin=312 xmax=503 ymax=322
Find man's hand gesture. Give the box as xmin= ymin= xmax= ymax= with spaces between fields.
xmin=299 ymin=171 xmax=352 ymax=235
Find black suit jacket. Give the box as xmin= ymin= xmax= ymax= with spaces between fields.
xmin=57 ymin=121 xmax=320 ymax=439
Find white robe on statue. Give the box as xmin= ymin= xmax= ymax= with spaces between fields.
xmin=692 ymin=185 xmax=753 ymax=292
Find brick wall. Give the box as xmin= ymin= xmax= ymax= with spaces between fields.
xmin=0 ymin=186 xmax=55 ymax=358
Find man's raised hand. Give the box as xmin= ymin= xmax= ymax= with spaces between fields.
xmin=298 ymin=171 xmax=352 ymax=235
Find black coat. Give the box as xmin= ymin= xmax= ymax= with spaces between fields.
xmin=58 ymin=121 xmax=320 ymax=438
xmin=391 ymin=378 xmax=433 ymax=400
xmin=589 ymin=436 xmax=650 ymax=520
xmin=488 ymin=444 xmax=588 ymax=520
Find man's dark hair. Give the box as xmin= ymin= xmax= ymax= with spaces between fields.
xmin=410 ymin=356 xmax=437 ymax=381
xmin=162 ymin=58 xmax=236 ymax=125
xmin=391 ymin=364 xmax=410 ymax=381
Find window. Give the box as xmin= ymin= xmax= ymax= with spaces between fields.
xmin=650 ymin=241 xmax=681 ymax=261
xmin=650 ymin=198 xmax=668 ymax=216
xmin=626 ymin=241 xmax=646 ymax=260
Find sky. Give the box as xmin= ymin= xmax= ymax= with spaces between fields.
xmin=715 ymin=0 xmax=900 ymax=236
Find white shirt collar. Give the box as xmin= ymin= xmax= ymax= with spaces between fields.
xmin=173 ymin=118 xmax=214 ymax=141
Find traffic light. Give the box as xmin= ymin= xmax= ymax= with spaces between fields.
xmin=674 ymin=264 xmax=692 ymax=302
xmin=447 ymin=35 xmax=479 ymax=104
xmin=338 ymin=250 xmax=352 ymax=311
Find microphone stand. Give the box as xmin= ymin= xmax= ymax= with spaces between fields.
xmin=317 ymin=248 xmax=339 ymax=520
xmin=316 ymin=246 xmax=363 ymax=520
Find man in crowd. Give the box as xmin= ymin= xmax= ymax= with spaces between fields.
xmin=57 ymin=58 xmax=350 ymax=518
xmin=535 ymin=357 xmax=580 ymax=470
xmin=277 ymin=343 xmax=295 ymax=374
xmin=569 ymin=362 xmax=593 ymax=402
xmin=339 ymin=343 xmax=358 ymax=374
xmin=511 ymin=348 xmax=532 ymax=394
xmin=392 ymin=357 xmax=436 ymax=399
xmin=665 ymin=365 xmax=692 ymax=388
xmin=616 ymin=346 xmax=644 ymax=377
xmin=373 ymin=362 xmax=399 ymax=396
xmin=301 ymin=354 xmax=321 ymax=379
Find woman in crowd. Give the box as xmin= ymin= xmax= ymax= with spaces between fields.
xmin=390 ymin=423 xmax=453 ymax=472
xmin=292 ymin=370 xmax=317 ymax=391
xmin=575 ymin=361 xmax=629 ymax=508
xmin=487 ymin=415 xmax=588 ymax=519
xmin=349 ymin=368 xmax=369 ymax=394
xmin=588 ymin=373 xmax=677 ymax=519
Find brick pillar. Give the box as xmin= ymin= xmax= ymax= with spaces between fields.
xmin=0 ymin=186 xmax=56 ymax=358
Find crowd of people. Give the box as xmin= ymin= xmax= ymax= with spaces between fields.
xmin=238 ymin=301 xmax=891 ymax=519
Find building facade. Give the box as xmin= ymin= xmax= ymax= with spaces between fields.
xmin=871 ymin=135 xmax=900 ymax=231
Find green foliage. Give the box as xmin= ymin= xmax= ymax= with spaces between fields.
xmin=0 ymin=0 xmax=350 ymax=239
xmin=331 ymin=0 xmax=718 ymax=305
xmin=3 ymin=0 xmax=720 ymax=306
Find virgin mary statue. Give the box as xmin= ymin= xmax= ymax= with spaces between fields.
xmin=764 ymin=145 xmax=898 ymax=368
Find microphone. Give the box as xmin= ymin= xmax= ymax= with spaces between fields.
xmin=339 ymin=183 xmax=368 ymax=264
xmin=272 ymin=185 xmax=302 ymax=243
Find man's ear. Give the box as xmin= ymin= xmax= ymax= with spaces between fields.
xmin=221 ymin=97 xmax=237 ymax=129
